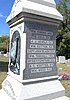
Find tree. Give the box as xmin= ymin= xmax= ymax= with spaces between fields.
xmin=0 ymin=35 xmax=9 ymax=53
xmin=56 ymin=0 xmax=70 ymax=59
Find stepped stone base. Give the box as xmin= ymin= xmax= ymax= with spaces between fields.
xmin=53 ymin=96 xmax=70 ymax=100
xmin=0 ymin=89 xmax=11 ymax=100
xmin=0 ymin=75 xmax=70 ymax=100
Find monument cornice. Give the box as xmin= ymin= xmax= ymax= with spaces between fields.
xmin=27 ymin=0 xmax=56 ymax=8
xmin=7 ymin=12 xmax=61 ymax=28
xmin=6 ymin=0 xmax=63 ymax=23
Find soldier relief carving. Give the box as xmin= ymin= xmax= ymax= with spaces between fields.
xmin=10 ymin=31 xmax=20 ymax=75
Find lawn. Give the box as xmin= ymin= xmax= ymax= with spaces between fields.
xmin=0 ymin=55 xmax=8 ymax=72
xmin=0 ymin=55 xmax=70 ymax=97
xmin=0 ymin=55 xmax=8 ymax=89
xmin=57 ymin=63 xmax=70 ymax=75
xmin=0 ymin=72 xmax=7 ymax=89
xmin=57 ymin=63 xmax=70 ymax=97
xmin=61 ymin=80 xmax=70 ymax=97
xmin=0 ymin=55 xmax=9 ymax=62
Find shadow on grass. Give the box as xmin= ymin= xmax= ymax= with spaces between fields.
xmin=0 ymin=61 xmax=8 ymax=89
xmin=0 ymin=61 xmax=8 ymax=72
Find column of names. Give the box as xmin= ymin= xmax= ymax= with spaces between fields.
xmin=27 ymin=35 xmax=56 ymax=74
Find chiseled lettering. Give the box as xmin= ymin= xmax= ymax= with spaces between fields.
xmin=31 ymin=68 xmax=52 ymax=73
xmin=28 ymin=54 xmax=54 ymax=58
xmin=29 ymin=63 xmax=54 ymax=68
xmin=30 ymin=29 xmax=53 ymax=36
xmin=27 ymin=59 xmax=55 ymax=63
xmin=30 ymin=39 xmax=53 ymax=44
xmin=27 ymin=49 xmax=55 ymax=53
xmin=30 ymin=44 xmax=53 ymax=49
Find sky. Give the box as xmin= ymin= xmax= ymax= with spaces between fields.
xmin=0 ymin=0 xmax=57 ymax=35
xmin=0 ymin=0 xmax=14 ymax=35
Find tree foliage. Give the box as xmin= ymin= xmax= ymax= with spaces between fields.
xmin=0 ymin=35 xmax=9 ymax=53
xmin=56 ymin=0 xmax=70 ymax=59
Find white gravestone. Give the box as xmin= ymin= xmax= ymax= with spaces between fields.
xmin=68 ymin=59 xmax=70 ymax=63
xmin=0 ymin=0 xmax=70 ymax=100
xmin=58 ymin=56 xmax=66 ymax=64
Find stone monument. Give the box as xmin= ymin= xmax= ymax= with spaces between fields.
xmin=0 ymin=0 xmax=70 ymax=100
xmin=58 ymin=56 xmax=66 ymax=64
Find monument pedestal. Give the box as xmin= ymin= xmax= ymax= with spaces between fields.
xmin=0 ymin=0 xmax=70 ymax=100
xmin=0 ymin=89 xmax=11 ymax=100
xmin=0 ymin=74 xmax=70 ymax=100
xmin=53 ymin=96 xmax=70 ymax=100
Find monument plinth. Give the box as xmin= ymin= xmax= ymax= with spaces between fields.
xmin=0 ymin=0 xmax=70 ymax=100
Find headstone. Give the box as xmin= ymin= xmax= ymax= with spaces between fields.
xmin=4 ymin=54 xmax=9 ymax=57
xmin=0 ymin=0 xmax=70 ymax=100
xmin=56 ymin=57 xmax=58 ymax=62
xmin=68 ymin=59 xmax=70 ymax=63
xmin=0 ymin=52 xmax=1 ymax=55
xmin=58 ymin=56 xmax=66 ymax=64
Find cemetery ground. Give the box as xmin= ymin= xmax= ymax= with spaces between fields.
xmin=0 ymin=55 xmax=8 ymax=89
xmin=57 ymin=63 xmax=70 ymax=97
xmin=0 ymin=55 xmax=70 ymax=98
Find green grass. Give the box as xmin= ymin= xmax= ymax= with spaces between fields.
xmin=0 ymin=55 xmax=8 ymax=89
xmin=61 ymin=80 xmax=70 ymax=97
xmin=0 ymin=55 xmax=9 ymax=62
xmin=57 ymin=63 xmax=70 ymax=97
xmin=0 ymin=55 xmax=8 ymax=72
xmin=0 ymin=72 xmax=7 ymax=89
xmin=0 ymin=55 xmax=70 ymax=97
xmin=57 ymin=63 xmax=70 ymax=75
